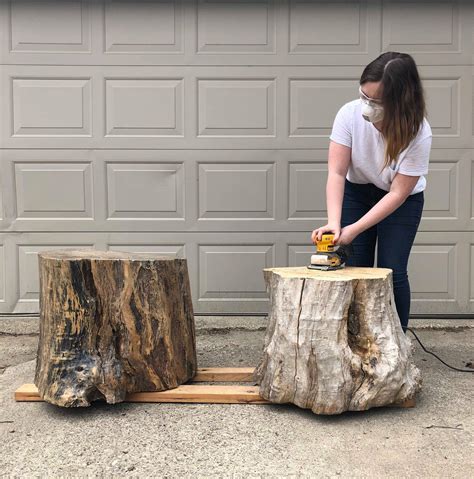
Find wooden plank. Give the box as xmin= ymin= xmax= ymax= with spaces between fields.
xmin=14 ymin=366 xmax=416 ymax=408
xmin=15 ymin=367 xmax=259 ymax=402
xmin=126 ymin=385 xmax=270 ymax=404
xmin=389 ymin=397 xmax=416 ymax=409
xmin=14 ymin=382 xmax=416 ymax=408
xmin=14 ymin=383 xmax=270 ymax=404
xmin=14 ymin=384 xmax=41 ymax=402
xmin=193 ymin=367 xmax=255 ymax=382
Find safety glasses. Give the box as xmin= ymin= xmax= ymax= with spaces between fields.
xmin=358 ymin=86 xmax=383 ymax=107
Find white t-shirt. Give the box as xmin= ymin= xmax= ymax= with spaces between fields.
xmin=329 ymin=99 xmax=432 ymax=194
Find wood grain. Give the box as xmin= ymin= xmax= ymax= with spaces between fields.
xmin=193 ymin=367 xmax=255 ymax=382
xmin=15 ymin=383 xmax=270 ymax=404
xmin=253 ymin=267 xmax=422 ymax=415
xmin=35 ymin=249 xmax=197 ymax=407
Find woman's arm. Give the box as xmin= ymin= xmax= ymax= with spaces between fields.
xmin=337 ymin=172 xmax=420 ymax=244
xmin=312 ymin=141 xmax=351 ymax=243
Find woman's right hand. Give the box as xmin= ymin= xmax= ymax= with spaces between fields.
xmin=311 ymin=223 xmax=341 ymax=244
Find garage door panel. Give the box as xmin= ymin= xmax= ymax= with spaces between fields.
xmin=0 ymin=232 xmax=187 ymax=313
xmin=0 ymin=150 xmax=98 ymax=232
xmin=10 ymin=237 xmax=100 ymax=313
xmin=289 ymin=79 xmax=360 ymax=137
xmin=1 ymin=231 xmax=472 ymax=314
xmin=18 ymin=244 xmax=94 ymax=303
xmin=0 ymin=0 xmax=384 ymax=67
xmin=423 ymin=78 xmax=460 ymax=136
xmin=104 ymin=0 xmax=184 ymax=54
xmin=420 ymin=149 xmax=471 ymax=231
xmin=9 ymin=0 xmax=92 ymax=54
xmin=2 ymin=1 xmax=470 ymax=66
xmin=409 ymin=245 xmax=456 ymax=298
xmin=288 ymin=162 xmax=327 ymax=219
xmin=198 ymin=163 xmax=275 ymax=219
xmin=408 ymin=232 xmax=471 ymax=314
xmin=106 ymin=162 xmax=185 ymax=219
xmin=419 ymin=67 xmax=473 ymax=149
xmin=197 ymin=0 xmax=275 ymax=54
xmin=198 ymin=244 xmax=274 ymax=299
xmin=383 ymin=0 xmax=458 ymax=52
xmin=422 ymin=163 xmax=458 ymax=218
xmin=289 ymin=0 xmax=368 ymax=54
xmin=15 ymin=161 xmax=94 ymax=219
xmin=288 ymin=244 xmax=314 ymax=268
xmin=0 ymin=0 xmax=473 ymax=316
xmin=105 ymin=78 xmax=184 ymax=137
xmin=1 ymin=148 xmax=471 ymax=233
xmin=11 ymin=77 xmax=92 ymax=137
xmin=285 ymin=233 xmax=471 ymax=316
xmin=381 ymin=0 xmax=473 ymax=66
xmin=2 ymin=64 xmax=471 ymax=150
xmin=198 ymin=78 xmax=276 ymax=137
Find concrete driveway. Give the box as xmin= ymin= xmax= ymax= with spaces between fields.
xmin=1 ymin=317 xmax=472 ymax=478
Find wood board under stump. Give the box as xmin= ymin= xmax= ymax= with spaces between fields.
xmin=15 ymin=367 xmax=416 ymax=408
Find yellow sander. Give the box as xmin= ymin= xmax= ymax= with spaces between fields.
xmin=307 ymin=233 xmax=353 ymax=271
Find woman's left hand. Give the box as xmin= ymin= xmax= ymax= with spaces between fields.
xmin=334 ymin=224 xmax=359 ymax=246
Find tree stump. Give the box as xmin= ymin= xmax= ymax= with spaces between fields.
xmin=253 ymin=267 xmax=422 ymax=415
xmin=35 ymin=249 xmax=197 ymax=407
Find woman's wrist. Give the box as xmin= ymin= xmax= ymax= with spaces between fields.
xmin=351 ymin=192 xmax=406 ymax=235
xmin=350 ymin=221 xmax=364 ymax=235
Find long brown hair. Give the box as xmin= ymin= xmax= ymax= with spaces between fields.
xmin=360 ymin=52 xmax=427 ymax=173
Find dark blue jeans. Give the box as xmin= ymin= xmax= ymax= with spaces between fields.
xmin=341 ymin=178 xmax=424 ymax=331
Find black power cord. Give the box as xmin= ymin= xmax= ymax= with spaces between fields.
xmin=406 ymin=327 xmax=474 ymax=373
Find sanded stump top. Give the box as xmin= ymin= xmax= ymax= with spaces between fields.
xmin=264 ymin=266 xmax=392 ymax=281
xmin=38 ymin=249 xmax=180 ymax=262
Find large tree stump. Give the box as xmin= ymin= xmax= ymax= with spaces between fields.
xmin=35 ymin=250 xmax=197 ymax=407
xmin=253 ymin=267 xmax=422 ymax=415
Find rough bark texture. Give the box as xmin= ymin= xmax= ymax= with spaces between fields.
xmin=253 ymin=267 xmax=422 ymax=415
xmin=35 ymin=249 xmax=197 ymax=407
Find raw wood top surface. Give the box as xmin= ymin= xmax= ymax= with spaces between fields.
xmin=38 ymin=249 xmax=180 ymax=261
xmin=264 ymin=266 xmax=392 ymax=280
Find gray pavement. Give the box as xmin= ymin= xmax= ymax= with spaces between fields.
xmin=0 ymin=316 xmax=473 ymax=478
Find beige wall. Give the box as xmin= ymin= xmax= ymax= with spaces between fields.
xmin=0 ymin=0 xmax=473 ymax=314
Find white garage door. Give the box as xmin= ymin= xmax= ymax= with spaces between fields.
xmin=0 ymin=0 xmax=473 ymax=315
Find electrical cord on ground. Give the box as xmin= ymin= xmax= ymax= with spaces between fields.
xmin=406 ymin=327 xmax=474 ymax=373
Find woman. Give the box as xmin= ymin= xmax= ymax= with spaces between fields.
xmin=311 ymin=51 xmax=432 ymax=332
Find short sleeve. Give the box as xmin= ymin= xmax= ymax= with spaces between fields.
xmin=397 ymin=134 xmax=432 ymax=176
xmin=329 ymin=103 xmax=352 ymax=148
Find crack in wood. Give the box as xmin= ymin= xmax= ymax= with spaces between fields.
xmin=255 ymin=268 xmax=421 ymax=414
xmin=294 ymin=278 xmax=306 ymax=401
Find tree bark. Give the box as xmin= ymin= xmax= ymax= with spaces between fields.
xmin=253 ymin=267 xmax=422 ymax=415
xmin=35 ymin=249 xmax=197 ymax=407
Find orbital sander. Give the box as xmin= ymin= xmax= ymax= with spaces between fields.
xmin=307 ymin=233 xmax=353 ymax=271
